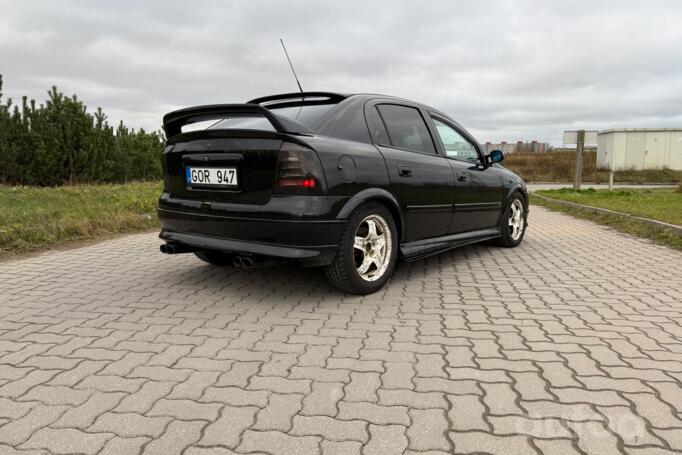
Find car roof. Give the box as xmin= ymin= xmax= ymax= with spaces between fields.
xmin=247 ymin=91 xmax=466 ymax=144
xmin=248 ymin=91 xmax=429 ymax=109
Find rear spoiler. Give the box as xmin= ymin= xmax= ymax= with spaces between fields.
xmin=162 ymin=103 xmax=313 ymax=139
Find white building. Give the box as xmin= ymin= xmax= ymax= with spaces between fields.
xmin=597 ymin=128 xmax=682 ymax=171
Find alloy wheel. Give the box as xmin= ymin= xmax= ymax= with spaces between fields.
xmin=509 ymin=199 xmax=524 ymax=240
xmin=353 ymin=214 xmax=392 ymax=282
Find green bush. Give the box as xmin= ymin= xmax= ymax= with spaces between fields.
xmin=0 ymin=75 xmax=164 ymax=186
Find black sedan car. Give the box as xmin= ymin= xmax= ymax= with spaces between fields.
xmin=158 ymin=92 xmax=527 ymax=294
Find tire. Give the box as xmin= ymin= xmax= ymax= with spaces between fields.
xmin=194 ymin=250 xmax=234 ymax=266
xmin=494 ymin=192 xmax=527 ymax=247
xmin=325 ymin=202 xmax=399 ymax=295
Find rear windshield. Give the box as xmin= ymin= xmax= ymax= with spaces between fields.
xmin=267 ymin=103 xmax=335 ymax=128
xmin=180 ymin=116 xmax=276 ymax=133
xmin=178 ymin=101 xmax=337 ymax=133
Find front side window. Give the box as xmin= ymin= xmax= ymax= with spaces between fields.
xmin=377 ymin=104 xmax=436 ymax=154
xmin=432 ymin=118 xmax=479 ymax=163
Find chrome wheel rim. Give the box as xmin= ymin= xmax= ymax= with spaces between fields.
xmin=509 ymin=199 xmax=524 ymax=240
xmin=353 ymin=214 xmax=392 ymax=282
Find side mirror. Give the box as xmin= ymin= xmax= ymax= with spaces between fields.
xmin=486 ymin=149 xmax=504 ymax=165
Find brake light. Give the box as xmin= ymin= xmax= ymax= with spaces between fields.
xmin=275 ymin=142 xmax=326 ymax=194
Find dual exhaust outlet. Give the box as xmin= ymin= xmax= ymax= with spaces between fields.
xmin=160 ymin=243 xmax=269 ymax=269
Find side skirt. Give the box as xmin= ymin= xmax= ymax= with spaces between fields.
xmin=399 ymin=227 xmax=502 ymax=262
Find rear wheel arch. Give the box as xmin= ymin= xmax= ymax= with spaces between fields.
xmin=337 ymin=189 xmax=404 ymax=243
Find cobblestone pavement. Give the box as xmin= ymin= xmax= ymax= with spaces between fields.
xmin=1 ymin=206 xmax=681 ymax=455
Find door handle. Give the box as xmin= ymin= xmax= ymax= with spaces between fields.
xmin=456 ymin=172 xmax=468 ymax=182
xmin=398 ymin=165 xmax=412 ymax=177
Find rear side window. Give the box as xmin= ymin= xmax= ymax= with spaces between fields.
xmin=377 ymin=104 xmax=436 ymax=154
xmin=366 ymin=107 xmax=390 ymax=145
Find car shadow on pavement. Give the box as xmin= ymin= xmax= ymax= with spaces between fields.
xmin=153 ymin=243 xmax=507 ymax=299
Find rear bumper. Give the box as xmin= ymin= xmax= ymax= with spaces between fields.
xmin=157 ymin=194 xmax=347 ymax=266
xmin=159 ymin=230 xmax=338 ymax=265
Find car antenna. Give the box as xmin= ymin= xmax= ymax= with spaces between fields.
xmin=280 ymin=38 xmax=303 ymax=93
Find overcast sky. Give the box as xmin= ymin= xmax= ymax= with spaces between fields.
xmin=2 ymin=0 xmax=681 ymax=144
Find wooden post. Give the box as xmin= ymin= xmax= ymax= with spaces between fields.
xmin=608 ymin=170 xmax=614 ymax=191
xmin=573 ymin=129 xmax=585 ymax=190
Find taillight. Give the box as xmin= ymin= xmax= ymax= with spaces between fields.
xmin=275 ymin=142 xmax=327 ymax=195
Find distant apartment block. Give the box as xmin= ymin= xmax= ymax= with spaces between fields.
xmin=482 ymin=141 xmax=548 ymax=154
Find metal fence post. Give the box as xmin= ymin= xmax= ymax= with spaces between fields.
xmin=573 ymin=129 xmax=585 ymax=190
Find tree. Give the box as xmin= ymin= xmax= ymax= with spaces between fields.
xmin=0 ymin=75 xmax=164 ymax=185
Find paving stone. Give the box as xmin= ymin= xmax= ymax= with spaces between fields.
xmin=598 ymin=405 xmax=665 ymax=447
xmin=129 ymin=365 xmax=192 ymax=382
xmin=259 ymin=353 xmax=298 ymax=377
xmin=447 ymin=394 xmax=489 ymax=431
xmin=89 ymin=412 xmax=170 ymax=438
xmin=0 ymin=370 xmax=59 ymax=398
xmin=19 ymin=427 xmax=112 ymax=455
xmin=0 ymin=397 xmax=36 ymax=419
xmin=552 ymin=387 xmax=628 ymax=406
xmin=200 ymin=386 xmax=269 ymax=407
xmin=114 ymin=380 xmax=174 ymax=413
xmin=407 ymin=408 xmax=450 ymax=451
xmin=532 ymin=439 xmax=583 ymax=455
xmin=381 ymin=361 xmax=415 ymax=389
xmin=0 ymin=404 xmax=69 ymax=446
xmin=200 ymin=405 xmax=259 ymax=447
xmin=167 ymin=371 xmax=219 ymax=400
xmin=481 ymin=382 xmax=521 ymax=415
xmin=327 ymin=358 xmax=383 ymax=372
xmin=147 ymin=398 xmax=221 ymax=421
xmin=247 ymin=375 xmax=311 ymax=394
xmin=237 ymin=430 xmax=320 ymax=455
xmin=414 ymin=377 xmax=480 ymax=396
xmin=100 ymin=436 xmax=150 ymax=455
xmin=625 ymin=392 xmax=682 ymax=429
xmin=320 ymin=440 xmax=362 ymax=455
xmin=363 ymin=424 xmax=408 ymax=455
xmin=18 ymin=384 xmax=92 ymax=406
xmin=144 ymin=420 xmax=205 ymax=455
xmin=378 ymin=388 xmax=447 ymax=409
xmin=337 ymin=401 xmax=410 ymax=425
xmin=290 ymin=415 xmax=368 ymax=442
xmin=253 ymin=393 xmax=303 ymax=432
xmin=520 ymin=400 xmax=603 ymax=422
xmin=298 ymin=345 xmax=333 ymax=367
xmin=446 ymin=367 xmax=510 ymax=383
xmin=53 ymin=392 xmax=125 ymax=429
xmin=76 ymin=374 xmax=145 ymax=393
xmin=344 ymin=372 xmax=380 ymax=402
xmin=289 ymin=366 xmax=350 ymax=383
xmin=449 ymin=431 xmax=537 ymax=455
xmin=215 ymin=361 xmax=261 ymax=387
xmin=568 ymin=421 xmax=624 ymax=455
xmin=489 ymin=415 xmax=572 ymax=438
xmin=301 ymin=381 xmax=343 ymax=417
xmin=47 ymin=360 xmax=108 ymax=386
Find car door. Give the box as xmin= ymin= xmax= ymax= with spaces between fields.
xmin=428 ymin=114 xmax=505 ymax=233
xmin=366 ymin=102 xmax=455 ymax=243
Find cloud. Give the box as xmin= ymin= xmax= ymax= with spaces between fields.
xmin=1 ymin=0 xmax=681 ymax=144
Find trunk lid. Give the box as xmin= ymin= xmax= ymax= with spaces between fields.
xmin=162 ymin=104 xmax=312 ymax=204
xmin=164 ymin=130 xmax=285 ymax=203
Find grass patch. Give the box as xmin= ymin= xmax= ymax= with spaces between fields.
xmin=0 ymin=182 xmax=162 ymax=258
xmin=531 ymin=189 xmax=682 ymax=251
xmin=535 ymin=187 xmax=682 ymax=225
xmin=504 ymin=150 xmax=682 ymax=183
